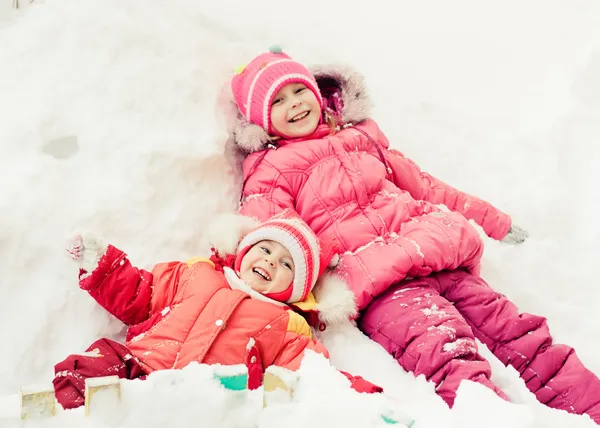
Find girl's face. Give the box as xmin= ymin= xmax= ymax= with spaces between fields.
xmin=270 ymin=83 xmax=321 ymax=138
xmin=239 ymin=240 xmax=295 ymax=296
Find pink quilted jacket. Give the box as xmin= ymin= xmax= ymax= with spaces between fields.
xmin=227 ymin=65 xmax=512 ymax=316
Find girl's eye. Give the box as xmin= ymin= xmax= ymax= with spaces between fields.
xmin=261 ymin=247 xmax=271 ymax=255
xmin=272 ymin=98 xmax=282 ymax=106
xmin=282 ymin=261 xmax=292 ymax=271
xmin=295 ymin=87 xmax=305 ymax=94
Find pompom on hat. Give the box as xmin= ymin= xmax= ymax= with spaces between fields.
xmin=230 ymin=46 xmax=324 ymax=135
xmin=234 ymin=209 xmax=338 ymax=304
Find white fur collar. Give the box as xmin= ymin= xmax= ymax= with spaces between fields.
xmin=312 ymin=271 xmax=358 ymax=325
xmin=206 ymin=212 xmax=260 ymax=256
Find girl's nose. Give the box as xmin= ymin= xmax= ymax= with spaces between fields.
xmin=265 ymin=257 xmax=274 ymax=267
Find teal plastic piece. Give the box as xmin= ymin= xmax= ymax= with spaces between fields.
xmin=381 ymin=415 xmax=399 ymax=424
xmin=381 ymin=414 xmax=415 ymax=427
xmin=214 ymin=373 xmax=248 ymax=391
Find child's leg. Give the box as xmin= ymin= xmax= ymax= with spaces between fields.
xmin=358 ymin=276 xmax=507 ymax=407
xmin=53 ymin=338 xmax=146 ymax=409
xmin=437 ymin=270 xmax=600 ymax=424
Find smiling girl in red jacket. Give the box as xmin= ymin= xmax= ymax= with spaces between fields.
xmin=53 ymin=210 xmax=380 ymax=410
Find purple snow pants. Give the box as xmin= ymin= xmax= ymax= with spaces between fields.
xmin=359 ymin=270 xmax=600 ymax=424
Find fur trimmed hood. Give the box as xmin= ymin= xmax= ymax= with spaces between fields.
xmin=221 ymin=64 xmax=373 ymax=154
xmin=205 ymin=212 xmax=358 ymax=325
xmin=309 ymin=270 xmax=358 ymax=326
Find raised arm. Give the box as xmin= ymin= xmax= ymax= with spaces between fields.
xmin=385 ymin=149 xmax=512 ymax=240
xmin=67 ymin=233 xmax=154 ymax=325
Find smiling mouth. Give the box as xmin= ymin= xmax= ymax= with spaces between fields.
xmin=288 ymin=111 xmax=309 ymax=123
xmin=252 ymin=267 xmax=271 ymax=281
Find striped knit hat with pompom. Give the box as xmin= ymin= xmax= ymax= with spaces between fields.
xmin=231 ymin=46 xmax=323 ymax=135
xmin=234 ymin=210 xmax=337 ymax=303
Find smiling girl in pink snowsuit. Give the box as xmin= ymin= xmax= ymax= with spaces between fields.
xmin=222 ymin=47 xmax=600 ymax=424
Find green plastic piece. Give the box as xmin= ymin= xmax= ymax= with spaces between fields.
xmin=214 ymin=373 xmax=248 ymax=391
xmin=381 ymin=415 xmax=415 ymax=427
xmin=381 ymin=415 xmax=399 ymax=424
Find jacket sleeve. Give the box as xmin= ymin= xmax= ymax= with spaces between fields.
xmin=384 ymin=148 xmax=512 ymax=240
xmin=78 ymin=244 xmax=153 ymax=326
xmin=239 ymin=158 xmax=296 ymax=222
xmin=267 ymin=311 xmax=330 ymax=371
xmin=272 ymin=331 xmax=330 ymax=371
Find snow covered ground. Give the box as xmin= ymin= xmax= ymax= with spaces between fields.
xmin=1 ymin=0 xmax=599 ymax=427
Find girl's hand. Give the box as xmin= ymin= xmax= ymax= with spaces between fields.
xmin=501 ymin=224 xmax=529 ymax=244
xmin=66 ymin=232 xmax=108 ymax=273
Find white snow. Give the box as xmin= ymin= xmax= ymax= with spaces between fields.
xmin=19 ymin=383 xmax=54 ymax=395
xmin=214 ymin=364 xmax=248 ymax=378
xmin=442 ymin=338 xmax=474 ymax=354
xmin=1 ymin=0 xmax=600 ymax=427
xmin=422 ymin=304 xmax=447 ymax=318
xmin=85 ymin=375 xmax=119 ymax=388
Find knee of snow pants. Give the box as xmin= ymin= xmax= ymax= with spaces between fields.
xmin=53 ymin=338 xmax=146 ymax=410
xmin=358 ymin=275 xmax=507 ymax=406
xmin=434 ymin=269 xmax=600 ymax=424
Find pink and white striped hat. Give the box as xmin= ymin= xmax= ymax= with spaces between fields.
xmin=231 ymin=46 xmax=323 ymax=135
xmin=234 ymin=209 xmax=337 ymax=303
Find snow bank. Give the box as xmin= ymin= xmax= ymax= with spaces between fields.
xmin=1 ymin=0 xmax=600 ymax=427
